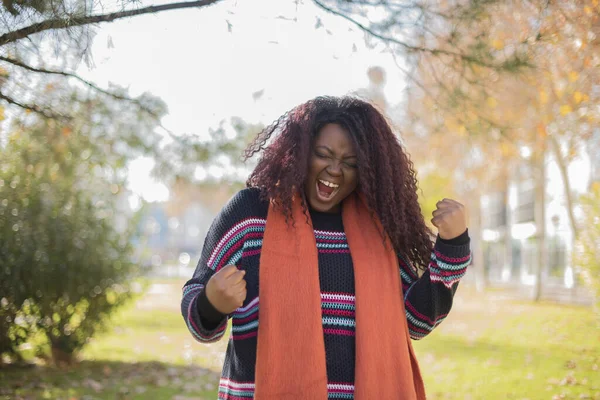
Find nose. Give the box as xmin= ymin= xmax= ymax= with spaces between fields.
xmin=326 ymin=160 xmax=343 ymax=177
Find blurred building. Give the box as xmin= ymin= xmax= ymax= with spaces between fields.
xmin=480 ymin=129 xmax=599 ymax=302
xmin=138 ymin=178 xmax=240 ymax=277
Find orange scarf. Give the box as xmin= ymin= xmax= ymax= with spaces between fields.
xmin=255 ymin=193 xmax=426 ymax=399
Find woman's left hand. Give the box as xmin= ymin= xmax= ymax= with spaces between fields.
xmin=431 ymin=198 xmax=468 ymax=240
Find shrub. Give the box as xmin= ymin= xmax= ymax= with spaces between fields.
xmin=0 ymin=123 xmax=139 ymax=364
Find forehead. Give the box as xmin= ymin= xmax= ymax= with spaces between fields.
xmin=314 ymin=123 xmax=355 ymax=153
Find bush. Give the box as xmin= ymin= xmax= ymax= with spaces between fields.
xmin=574 ymin=182 xmax=600 ymax=311
xmin=0 ymin=123 xmax=140 ymax=364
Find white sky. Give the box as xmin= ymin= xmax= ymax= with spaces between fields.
xmin=77 ymin=0 xmax=407 ymax=202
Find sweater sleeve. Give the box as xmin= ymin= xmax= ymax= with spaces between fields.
xmin=399 ymin=229 xmax=472 ymax=340
xmin=181 ymin=188 xmax=262 ymax=343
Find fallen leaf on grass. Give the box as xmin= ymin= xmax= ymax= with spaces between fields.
xmin=83 ymin=378 xmax=103 ymax=392
xmin=156 ymin=377 xmax=169 ymax=387
xmin=559 ymin=375 xmax=577 ymax=386
xmin=565 ymin=360 xmax=577 ymax=369
xmin=135 ymin=386 xmax=147 ymax=394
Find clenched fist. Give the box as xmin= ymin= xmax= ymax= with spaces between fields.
xmin=431 ymin=198 xmax=468 ymax=240
xmin=206 ymin=265 xmax=247 ymax=315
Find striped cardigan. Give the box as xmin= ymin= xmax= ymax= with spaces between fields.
xmin=182 ymin=188 xmax=471 ymax=399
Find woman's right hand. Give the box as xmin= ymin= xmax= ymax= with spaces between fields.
xmin=205 ymin=264 xmax=247 ymax=315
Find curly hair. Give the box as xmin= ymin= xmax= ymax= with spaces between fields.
xmin=244 ymin=96 xmax=433 ymax=271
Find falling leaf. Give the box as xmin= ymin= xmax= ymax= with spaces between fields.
xmin=486 ymin=97 xmax=498 ymax=108
xmin=559 ymin=105 xmax=572 ymax=115
xmin=540 ymin=90 xmax=548 ymax=104
xmin=568 ymin=71 xmax=579 ymax=82
xmin=315 ymin=17 xmax=323 ymax=29
xmin=537 ymin=123 xmax=547 ymax=138
xmin=0 ymin=106 xmax=5 ymax=121
xmin=492 ymin=39 xmax=504 ymax=50
xmin=573 ymin=91 xmax=583 ymax=104
xmin=62 ymin=127 xmax=72 ymax=137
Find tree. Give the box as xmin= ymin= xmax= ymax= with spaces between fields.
xmin=574 ymin=182 xmax=600 ymax=310
xmin=0 ymin=121 xmax=138 ymax=364
xmin=0 ymin=0 xmax=223 ymax=121
xmin=359 ymin=0 xmax=600 ymax=299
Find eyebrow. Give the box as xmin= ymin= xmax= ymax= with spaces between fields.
xmin=315 ymin=145 xmax=357 ymax=159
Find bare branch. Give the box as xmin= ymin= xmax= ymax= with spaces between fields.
xmin=0 ymin=90 xmax=69 ymax=120
xmin=313 ymin=0 xmax=515 ymax=70
xmin=0 ymin=55 xmax=161 ymax=118
xmin=0 ymin=0 xmax=222 ymax=46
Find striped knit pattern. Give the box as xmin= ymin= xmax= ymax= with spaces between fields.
xmin=182 ymin=283 xmax=227 ymax=343
xmin=231 ymin=297 xmax=259 ymax=341
xmin=182 ymin=188 xmax=471 ymax=399
xmin=218 ymin=379 xmax=254 ymax=399
xmin=328 ymin=383 xmax=355 ymax=399
xmin=217 ymin=380 xmax=356 ymax=400
xmin=315 ymin=229 xmax=350 ymax=253
xmin=207 ymin=218 xmax=266 ymax=272
xmin=430 ymin=250 xmax=471 ymax=289
xmin=321 ymin=293 xmax=356 ymax=336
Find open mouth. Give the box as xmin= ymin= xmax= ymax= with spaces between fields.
xmin=316 ymin=179 xmax=341 ymax=202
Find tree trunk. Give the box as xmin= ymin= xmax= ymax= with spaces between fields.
xmin=549 ymin=136 xmax=579 ymax=239
xmin=533 ymin=138 xmax=547 ymax=302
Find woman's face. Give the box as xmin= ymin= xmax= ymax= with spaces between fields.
xmin=304 ymin=123 xmax=359 ymax=213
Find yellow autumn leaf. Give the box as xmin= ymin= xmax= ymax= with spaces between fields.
xmin=568 ymin=71 xmax=579 ymax=82
xmin=444 ymin=118 xmax=458 ymax=131
xmin=0 ymin=106 xmax=4 ymax=121
xmin=584 ymin=6 xmax=592 ymax=14
xmin=486 ymin=97 xmax=498 ymax=108
xmin=540 ymin=90 xmax=549 ymax=104
xmin=594 ymin=0 xmax=599 ymax=7
xmin=457 ymin=125 xmax=467 ymax=137
xmin=574 ymin=91 xmax=583 ymax=104
xmin=492 ymin=39 xmax=504 ymax=50
xmin=560 ymin=105 xmax=572 ymax=115
xmin=500 ymin=142 xmax=514 ymax=156
xmin=537 ymin=123 xmax=547 ymax=138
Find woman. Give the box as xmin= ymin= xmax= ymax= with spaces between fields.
xmin=181 ymin=96 xmax=471 ymax=400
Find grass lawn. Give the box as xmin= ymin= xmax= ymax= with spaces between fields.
xmin=1 ymin=280 xmax=598 ymax=400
